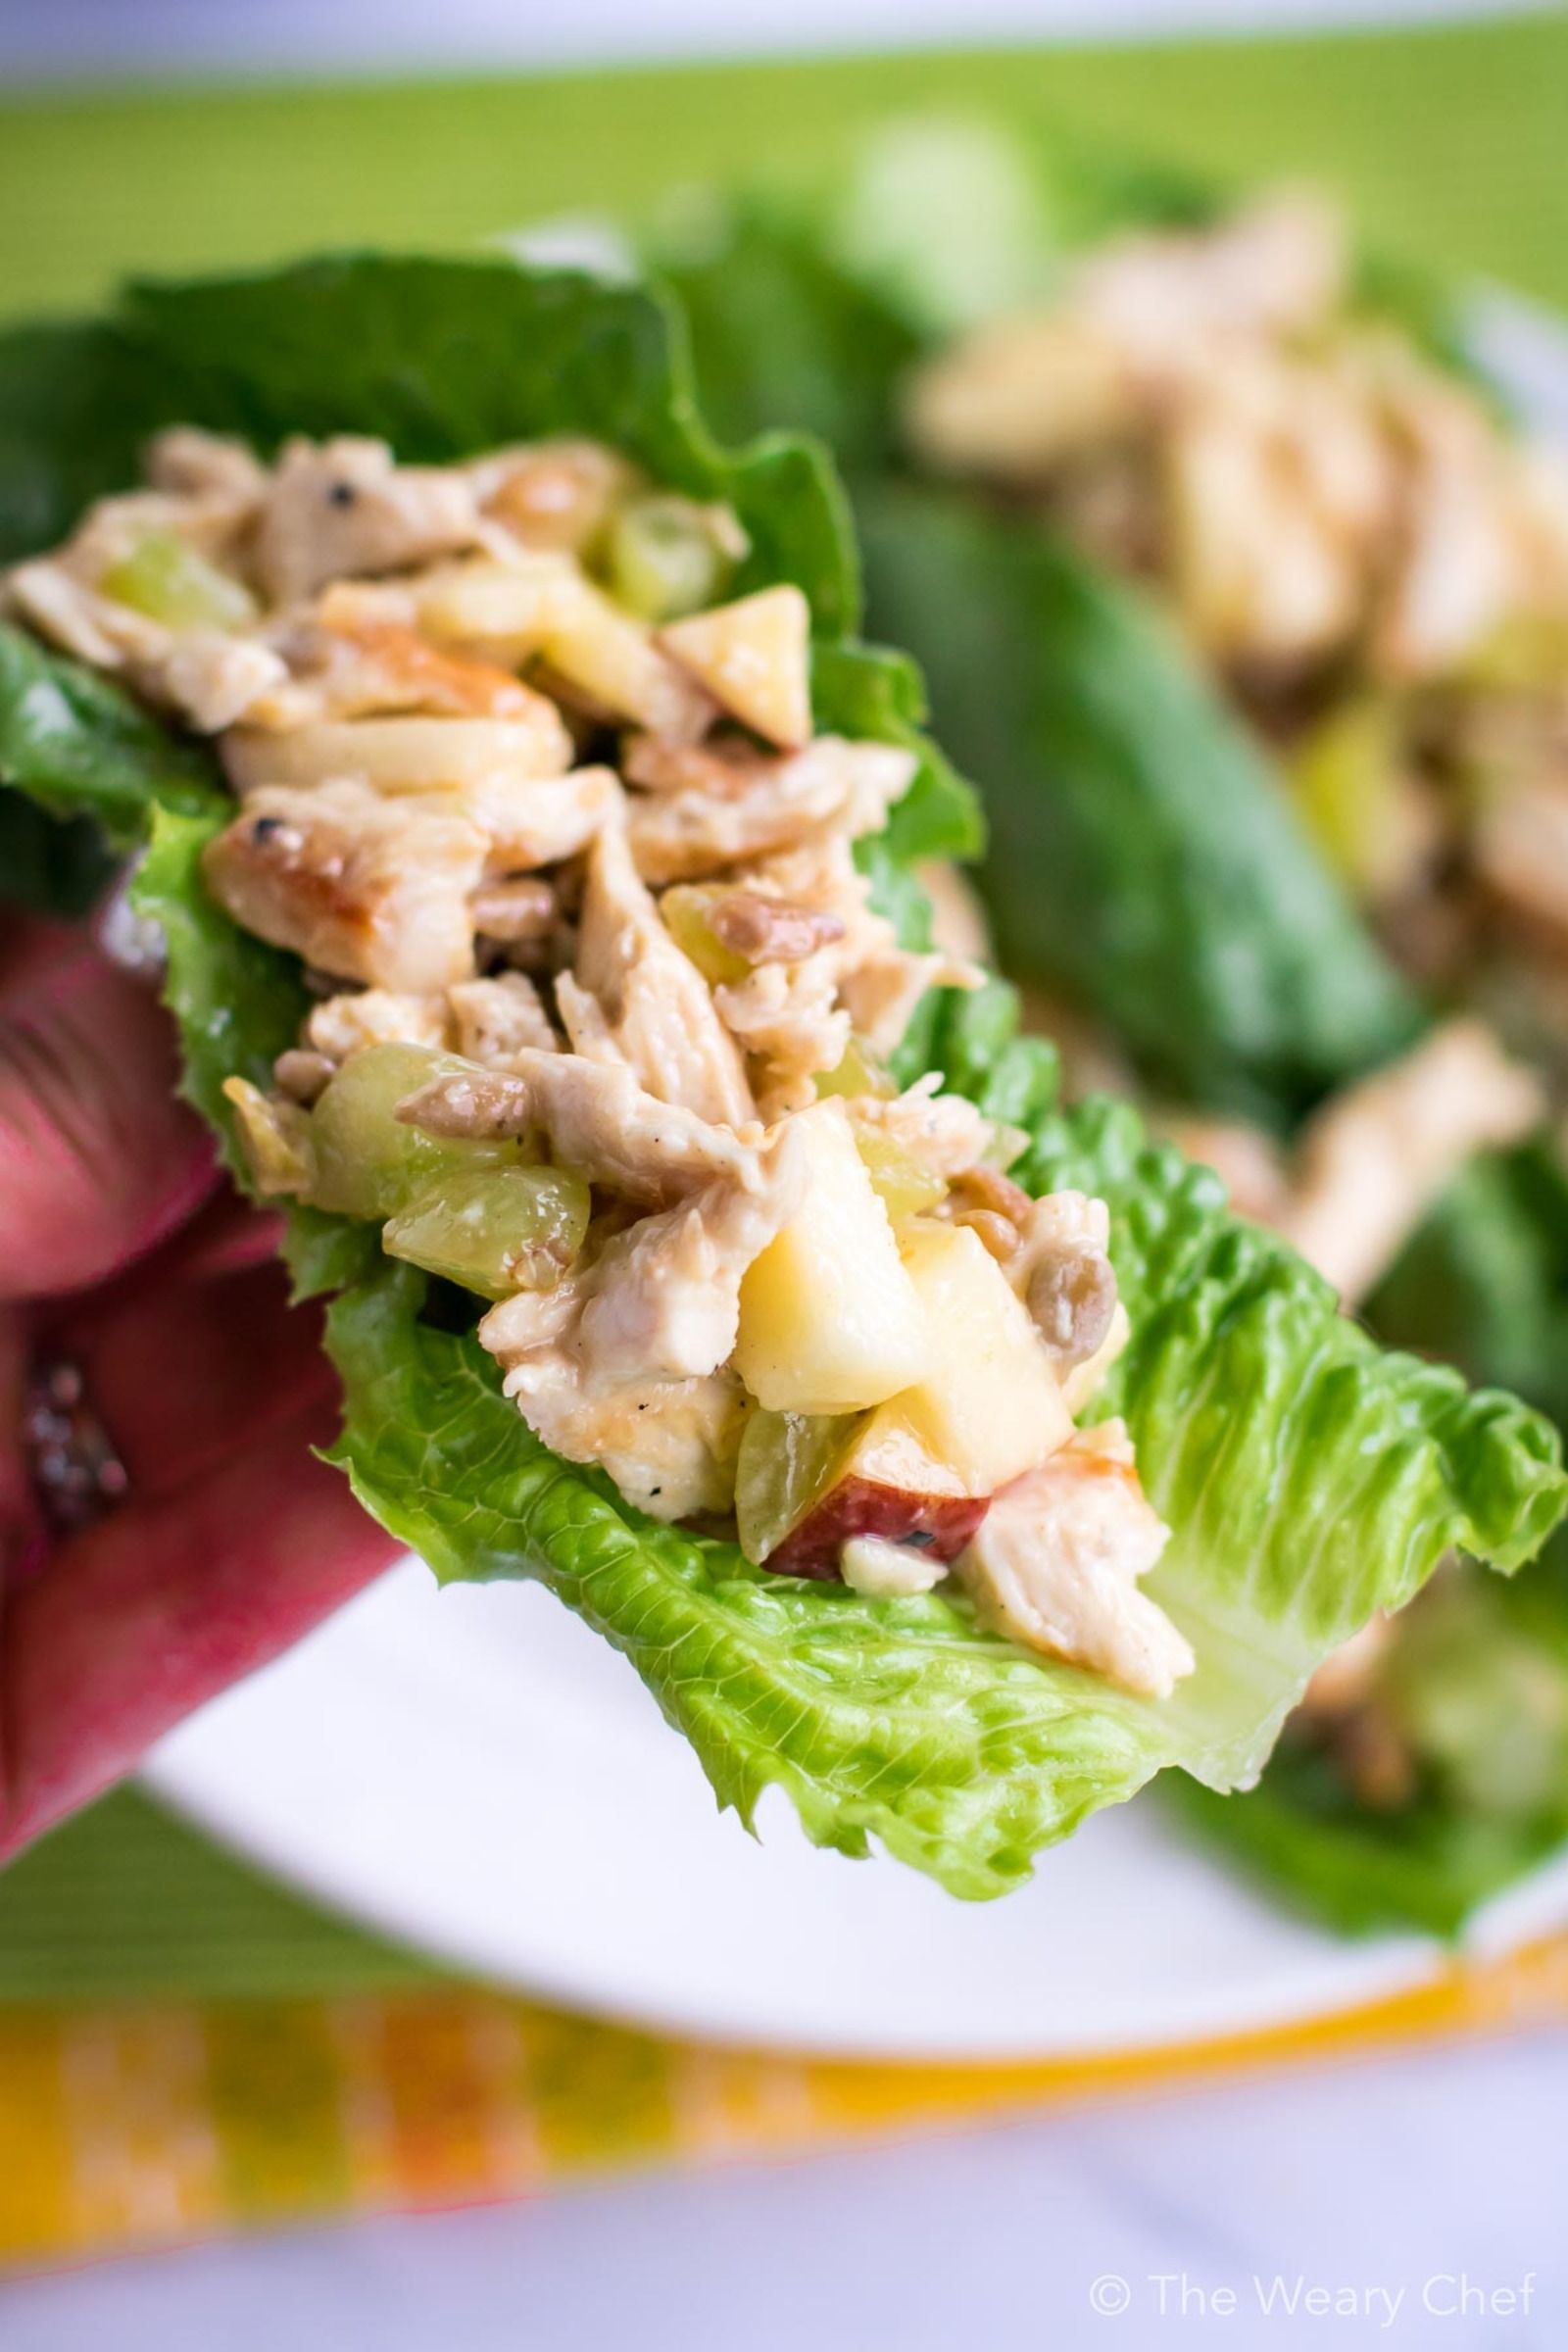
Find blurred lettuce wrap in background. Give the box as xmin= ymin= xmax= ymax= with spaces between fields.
xmin=1 ymin=253 xmax=1563 ymax=1907
xmin=655 ymin=122 xmax=1568 ymax=1932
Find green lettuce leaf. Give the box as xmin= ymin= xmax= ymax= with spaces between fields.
xmin=1187 ymin=1147 xmax=1568 ymax=1939
xmin=858 ymin=486 xmax=1423 ymax=1127
xmin=1 ymin=253 xmax=1562 ymax=1900
xmin=1173 ymin=1547 xmax=1568 ymax=1939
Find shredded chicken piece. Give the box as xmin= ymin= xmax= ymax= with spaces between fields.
xmin=556 ymin=819 xmax=755 ymax=1128
xmin=252 ymin=435 xmax=485 ymax=605
xmin=956 ymin=1422 xmax=1191 ymax=1698
xmin=575 ymin=1125 xmax=808 ymax=1385
xmin=477 ymin=439 xmax=638 ymax=553
xmin=1277 ymin=1019 xmax=1544 ymax=1303
xmin=478 ymin=1127 xmax=807 ymax=1518
xmin=1077 ymin=189 xmax=1347 ymax=355
xmin=165 ymin=632 xmax=293 ymax=731
xmin=840 ymin=943 xmax=981 ymax=1058
xmin=1166 ymin=355 xmax=1383 ymax=665
xmin=447 ymin=972 xmax=557 ymax=1065
xmin=400 ymin=1051 xmax=762 ymax=1207
xmin=907 ymin=194 xmax=1346 ymax=485
xmin=1372 ymin=368 xmax=1525 ymax=680
xmin=305 ymin=987 xmax=451 ymax=1065
xmin=623 ymin=736 xmax=915 ymax=883
xmin=6 ymin=557 xmax=289 ymax=733
xmin=704 ymin=824 xmax=980 ymax=1112
xmin=712 ymin=960 xmax=851 ymax=1119
xmin=480 ymin=1269 xmax=748 ymax=1521
xmin=202 ymin=780 xmax=487 ymax=993
xmin=469 ymin=875 xmax=557 ymax=945
xmin=1474 ymin=770 xmax=1568 ymax=947
xmin=147 ymin=426 xmax=270 ymax=505
xmin=847 ymin=1083 xmax=999 ymax=1182
xmin=264 ymin=615 xmax=547 ymax=723
xmin=906 ymin=310 xmax=1136 ymax=480
xmin=8 ymin=539 xmax=308 ymax=739
xmin=6 ymin=556 xmax=167 ymax=668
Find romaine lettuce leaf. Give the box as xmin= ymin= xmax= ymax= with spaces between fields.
xmin=858 ymin=485 xmax=1423 ymax=1128
xmin=1173 ymin=1544 xmax=1568 ymax=1939
xmin=2 ymin=253 xmax=1563 ymax=1900
xmin=1187 ymin=1147 xmax=1568 ymax=1939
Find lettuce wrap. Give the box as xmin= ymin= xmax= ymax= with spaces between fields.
xmin=2 ymin=253 xmax=1563 ymax=1904
xmin=656 ymin=125 xmax=1568 ymax=1928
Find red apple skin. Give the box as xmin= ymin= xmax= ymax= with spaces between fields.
xmin=764 ymin=1480 xmax=990 ymax=1581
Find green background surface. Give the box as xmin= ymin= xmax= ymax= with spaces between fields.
xmin=4 ymin=13 xmax=1568 ymax=322
xmin=4 ymin=8 xmax=1567 ymax=2001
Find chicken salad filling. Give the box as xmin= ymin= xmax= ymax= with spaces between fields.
xmin=7 ymin=424 xmax=1194 ymax=1699
xmin=907 ymin=188 xmax=1568 ymax=1071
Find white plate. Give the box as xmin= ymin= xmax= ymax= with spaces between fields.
xmin=142 ymin=1555 xmax=1568 ymax=2059
xmin=142 ymin=291 xmax=1568 ymax=2060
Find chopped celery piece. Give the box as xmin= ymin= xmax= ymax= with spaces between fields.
xmin=383 ymin=1164 xmax=591 ymax=1299
xmin=1462 ymin=611 xmax=1568 ymax=692
xmin=660 ymin=883 xmax=750 ymax=984
xmin=849 ymin=1116 xmax=947 ymax=1226
xmin=100 ymin=530 xmax=257 ymax=631
xmin=1288 ymin=696 xmax=1420 ymax=901
xmin=308 ymin=1043 xmax=522 ymax=1221
xmin=605 ymin=495 xmax=735 ymax=622
xmin=814 ymin=1036 xmax=898 ymax=1101
xmin=222 ymin=1076 xmax=315 ymax=1196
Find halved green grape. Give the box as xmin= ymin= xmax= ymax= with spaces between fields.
xmin=605 ymin=494 xmax=738 ymax=622
xmin=848 ymin=1116 xmax=947 ymax=1226
xmin=308 ymin=1043 xmax=523 ymax=1221
xmin=659 ymin=883 xmax=751 ymax=985
xmin=382 ymin=1164 xmax=591 ymax=1299
xmin=100 ymin=530 xmax=257 ymax=631
xmin=735 ymin=1398 xmax=986 ymax=1578
xmin=735 ymin=1405 xmax=862 ymax=1568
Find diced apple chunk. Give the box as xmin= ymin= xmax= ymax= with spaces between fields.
xmin=735 ymin=1401 xmax=985 ymax=1579
xmin=733 ymin=1101 xmax=930 ymax=1415
xmin=660 ymin=585 xmax=812 ymax=749
xmin=895 ymin=1221 xmax=1072 ymax=1496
